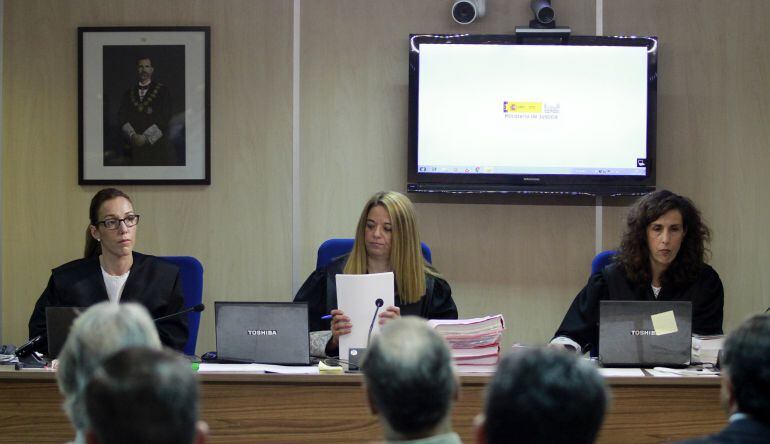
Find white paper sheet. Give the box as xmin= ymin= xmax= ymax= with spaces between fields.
xmin=197 ymin=363 xmax=319 ymax=374
xmin=336 ymin=272 xmax=395 ymax=367
xmin=648 ymin=367 xmax=720 ymax=377
xmin=598 ymin=368 xmax=646 ymax=377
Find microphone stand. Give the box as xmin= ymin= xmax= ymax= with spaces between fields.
xmin=367 ymin=299 xmax=384 ymax=347
xmin=350 ymin=298 xmax=384 ymax=371
xmin=154 ymin=304 xmax=205 ymax=323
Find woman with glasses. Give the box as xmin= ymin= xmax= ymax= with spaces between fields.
xmin=294 ymin=191 xmax=458 ymax=357
xmin=28 ymin=188 xmax=188 ymax=353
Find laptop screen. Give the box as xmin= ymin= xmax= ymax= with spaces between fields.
xmin=45 ymin=306 xmax=83 ymax=358
xmin=599 ymin=300 xmax=692 ymax=368
xmin=215 ymin=302 xmax=310 ymax=365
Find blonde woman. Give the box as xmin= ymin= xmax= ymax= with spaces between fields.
xmin=294 ymin=191 xmax=457 ymax=357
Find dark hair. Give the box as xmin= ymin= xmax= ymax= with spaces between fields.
xmin=617 ymin=189 xmax=710 ymax=287
xmin=722 ymin=314 xmax=770 ymax=424
xmin=84 ymin=188 xmax=132 ymax=258
xmin=484 ymin=349 xmax=608 ymax=444
xmin=84 ymin=347 xmax=199 ymax=444
xmin=361 ymin=317 xmax=456 ymax=437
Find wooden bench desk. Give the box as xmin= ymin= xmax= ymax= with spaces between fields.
xmin=0 ymin=367 xmax=725 ymax=443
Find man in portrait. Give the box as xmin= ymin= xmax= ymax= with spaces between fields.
xmin=117 ymin=56 xmax=176 ymax=166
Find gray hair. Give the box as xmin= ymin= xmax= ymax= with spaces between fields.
xmin=56 ymin=302 xmax=161 ymax=433
xmin=360 ymin=316 xmax=456 ymax=436
xmin=85 ymin=347 xmax=199 ymax=444
xmin=483 ymin=348 xmax=609 ymax=444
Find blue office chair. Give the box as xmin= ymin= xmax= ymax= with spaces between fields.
xmin=316 ymin=238 xmax=432 ymax=270
xmin=161 ymin=256 xmax=204 ymax=356
xmin=591 ymin=250 xmax=617 ymax=275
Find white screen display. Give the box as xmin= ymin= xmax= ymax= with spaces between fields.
xmin=416 ymin=43 xmax=649 ymax=176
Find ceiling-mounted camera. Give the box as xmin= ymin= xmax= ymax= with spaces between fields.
xmin=451 ymin=0 xmax=486 ymax=25
xmin=515 ymin=0 xmax=571 ymax=37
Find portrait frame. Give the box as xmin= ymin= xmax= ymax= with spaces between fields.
xmin=78 ymin=27 xmax=210 ymax=184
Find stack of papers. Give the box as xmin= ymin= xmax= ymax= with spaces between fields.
xmin=428 ymin=315 xmax=505 ymax=373
xmin=691 ymin=335 xmax=724 ymax=365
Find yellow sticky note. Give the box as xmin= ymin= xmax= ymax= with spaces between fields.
xmin=651 ymin=310 xmax=678 ymax=336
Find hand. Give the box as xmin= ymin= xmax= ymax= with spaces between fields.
xmin=130 ymin=133 xmax=147 ymax=147
xmin=378 ymin=305 xmax=401 ymax=325
xmin=329 ymin=309 xmax=352 ymax=349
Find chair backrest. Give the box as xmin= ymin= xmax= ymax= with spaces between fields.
xmin=315 ymin=238 xmax=433 ymax=270
xmin=591 ymin=250 xmax=617 ymax=275
xmin=160 ymin=256 xmax=204 ymax=356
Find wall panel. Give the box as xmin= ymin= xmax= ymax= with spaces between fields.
xmin=605 ymin=0 xmax=770 ymax=332
xmin=2 ymin=0 xmax=294 ymax=353
xmin=4 ymin=0 xmax=766 ymax=358
xmin=299 ymin=0 xmax=597 ymax=346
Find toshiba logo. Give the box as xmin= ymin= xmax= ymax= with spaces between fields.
xmin=246 ymin=330 xmax=278 ymax=336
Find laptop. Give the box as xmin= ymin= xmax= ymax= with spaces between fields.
xmin=215 ymin=302 xmax=310 ymax=365
xmin=45 ymin=306 xmax=84 ymax=358
xmin=599 ymin=301 xmax=692 ymax=368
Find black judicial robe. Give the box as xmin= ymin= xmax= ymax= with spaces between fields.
xmin=554 ymin=262 xmax=724 ymax=353
xmin=294 ymin=255 xmax=458 ymax=332
xmin=28 ymin=252 xmax=188 ymax=353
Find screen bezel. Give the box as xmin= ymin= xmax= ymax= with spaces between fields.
xmin=407 ymin=34 xmax=658 ymax=195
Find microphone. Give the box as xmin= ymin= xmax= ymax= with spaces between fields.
xmin=154 ymin=304 xmax=205 ymax=323
xmin=366 ymin=298 xmax=385 ymax=347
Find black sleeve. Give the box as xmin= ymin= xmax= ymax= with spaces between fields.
xmin=691 ymin=266 xmax=724 ymax=336
xmin=118 ymin=90 xmax=131 ymax=130
xmin=158 ymin=86 xmax=172 ymax=134
xmin=553 ymin=272 xmax=608 ymax=352
xmin=155 ymin=270 xmax=188 ymax=351
xmin=293 ymin=269 xmax=331 ymax=332
xmin=426 ymin=277 xmax=458 ymax=320
xmin=28 ymin=274 xmax=57 ymax=353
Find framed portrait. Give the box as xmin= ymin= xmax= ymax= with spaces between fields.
xmin=78 ymin=27 xmax=210 ymax=184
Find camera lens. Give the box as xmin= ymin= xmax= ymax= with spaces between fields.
xmin=536 ymin=6 xmax=554 ymax=24
xmin=531 ymin=0 xmax=555 ymax=24
xmin=452 ymin=1 xmax=477 ymax=24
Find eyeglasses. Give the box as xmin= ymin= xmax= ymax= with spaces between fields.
xmin=97 ymin=214 xmax=140 ymax=230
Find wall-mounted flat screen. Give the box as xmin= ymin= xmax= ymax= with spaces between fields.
xmin=408 ymin=34 xmax=658 ymax=195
